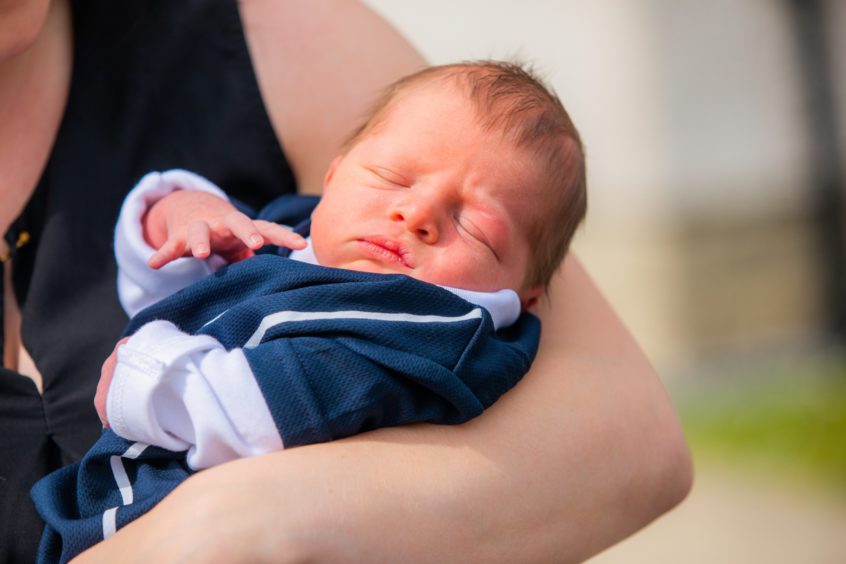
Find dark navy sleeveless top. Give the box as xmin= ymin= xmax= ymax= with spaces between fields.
xmin=0 ymin=1 xmax=298 ymax=560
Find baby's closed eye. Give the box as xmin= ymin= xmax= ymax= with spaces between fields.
xmin=367 ymin=166 xmax=411 ymax=188
xmin=455 ymin=214 xmax=499 ymax=260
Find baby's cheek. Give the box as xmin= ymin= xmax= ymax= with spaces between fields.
xmin=309 ymin=236 xmax=335 ymax=268
xmin=434 ymin=261 xmax=499 ymax=292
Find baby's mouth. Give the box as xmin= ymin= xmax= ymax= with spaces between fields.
xmin=356 ymin=237 xmax=415 ymax=269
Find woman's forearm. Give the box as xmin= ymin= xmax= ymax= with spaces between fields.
xmin=75 ymin=254 xmax=692 ymax=563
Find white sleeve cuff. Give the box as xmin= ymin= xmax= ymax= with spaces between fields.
xmin=107 ymin=320 xmax=284 ymax=470
xmin=437 ymin=287 xmax=520 ymax=331
xmin=115 ymin=169 xmax=230 ymax=318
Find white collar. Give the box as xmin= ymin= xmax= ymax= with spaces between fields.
xmin=289 ymin=238 xmax=520 ymax=330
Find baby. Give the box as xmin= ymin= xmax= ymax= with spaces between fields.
xmin=32 ymin=61 xmax=586 ymax=563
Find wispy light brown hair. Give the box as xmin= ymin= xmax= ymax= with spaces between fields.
xmin=342 ymin=60 xmax=587 ymax=289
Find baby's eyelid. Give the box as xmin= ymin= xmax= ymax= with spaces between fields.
xmin=369 ymin=166 xmax=411 ymax=187
xmin=455 ymin=214 xmax=500 ymax=261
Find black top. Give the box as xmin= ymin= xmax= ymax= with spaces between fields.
xmin=0 ymin=1 xmax=298 ymax=560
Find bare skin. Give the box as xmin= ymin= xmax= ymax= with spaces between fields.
xmin=142 ymin=190 xmax=306 ymax=269
xmin=0 ymin=0 xmax=70 ymax=390
xmin=1 ymin=1 xmax=692 ymax=561
xmin=240 ymin=0 xmax=428 ymax=196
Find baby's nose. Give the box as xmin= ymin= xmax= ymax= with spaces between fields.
xmin=390 ymin=204 xmax=440 ymax=244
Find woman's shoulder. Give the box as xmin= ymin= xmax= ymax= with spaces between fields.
xmin=239 ymin=0 xmax=426 ymax=195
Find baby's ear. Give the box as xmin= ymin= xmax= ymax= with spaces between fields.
xmin=323 ymin=156 xmax=343 ymax=189
xmin=520 ymin=285 xmax=544 ymax=310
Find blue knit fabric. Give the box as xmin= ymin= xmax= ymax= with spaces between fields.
xmin=31 ymin=198 xmax=540 ymax=563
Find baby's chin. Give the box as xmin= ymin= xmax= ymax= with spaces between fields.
xmin=326 ymin=258 xmax=408 ymax=277
xmin=318 ymin=256 xmax=508 ymax=293
xmin=322 ymin=259 xmax=439 ymax=287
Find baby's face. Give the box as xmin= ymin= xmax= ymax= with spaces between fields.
xmin=310 ymin=84 xmax=544 ymax=307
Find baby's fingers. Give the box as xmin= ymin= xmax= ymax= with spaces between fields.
xmin=148 ymin=237 xmax=188 ymax=269
xmin=224 ymin=212 xmax=265 ymax=250
xmin=255 ymin=221 xmax=307 ymax=250
xmin=187 ymin=220 xmax=213 ymax=259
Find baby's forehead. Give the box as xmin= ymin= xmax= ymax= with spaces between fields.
xmin=372 ymin=80 xmax=470 ymax=127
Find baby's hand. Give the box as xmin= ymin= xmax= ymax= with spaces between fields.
xmin=144 ymin=190 xmax=307 ymax=269
xmin=95 ymin=337 xmax=129 ymax=428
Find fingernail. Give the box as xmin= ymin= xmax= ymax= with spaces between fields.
xmin=250 ymin=235 xmax=263 ymax=246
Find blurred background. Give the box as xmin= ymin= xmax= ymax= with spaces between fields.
xmin=363 ymin=1 xmax=845 ymax=561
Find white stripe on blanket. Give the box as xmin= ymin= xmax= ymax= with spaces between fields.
xmin=244 ymin=308 xmax=483 ymax=349
xmin=102 ymin=442 xmax=149 ymax=539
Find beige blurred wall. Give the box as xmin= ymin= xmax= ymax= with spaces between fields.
xmin=363 ymin=0 xmax=845 ymax=377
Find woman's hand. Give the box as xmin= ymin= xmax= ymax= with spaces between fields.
xmin=143 ymin=190 xmax=306 ymax=269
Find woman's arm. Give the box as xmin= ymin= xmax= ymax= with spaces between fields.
xmin=239 ymin=0 xmax=427 ymax=195
xmin=76 ymin=255 xmax=692 ymax=563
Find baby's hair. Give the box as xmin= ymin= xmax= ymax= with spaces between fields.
xmin=342 ymin=60 xmax=587 ymax=290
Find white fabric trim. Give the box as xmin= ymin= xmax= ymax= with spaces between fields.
xmin=107 ymin=320 xmax=283 ymax=470
xmin=288 ymin=237 xmax=318 ymax=265
xmin=244 ymin=308 xmax=483 ymax=349
xmin=115 ymin=169 xmax=229 ymax=317
xmin=109 ymin=455 xmax=134 ymax=505
xmin=439 ymin=286 xmax=520 ymax=331
xmin=102 ymin=508 xmax=118 ymax=540
xmin=122 ymin=441 xmax=149 ymax=460
xmin=101 ymin=441 xmax=150 ymax=540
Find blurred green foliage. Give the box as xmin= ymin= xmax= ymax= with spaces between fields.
xmin=676 ymin=351 xmax=846 ymax=490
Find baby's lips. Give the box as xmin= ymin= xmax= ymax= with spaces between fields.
xmin=358 ymin=236 xmax=416 ymax=269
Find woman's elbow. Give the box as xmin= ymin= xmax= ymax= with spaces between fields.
xmin=660 ymin=425 xmax=694 ymax=510
xmin=644 ymin=406 xmax=695 ymax=518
